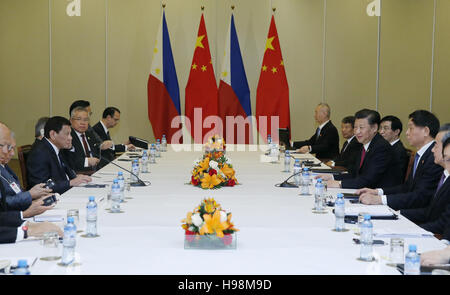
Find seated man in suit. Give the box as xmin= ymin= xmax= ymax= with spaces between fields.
xmin=398 ymin=131 xmax=450 ymax=236
xmin=69 ymin=100 xmax=105 ymax=144
xmin=31 ymin=116 xmax=49 ymax=150
xmin=293 ymin=103 xmax=339 ymax=160
xmin=318 ymin=109 xmax=398 ymax=189
xmin=358 ymin=112 xmax=443 ymax=211
xmin=327 ymin=116 xmax=361 ymax=173
xmin=0 ymin=178 xmax=61 ymax=244
xmin=379 ymin=115 xmax=409 ymax=183
xmin=27 ymin=116 xmax=92 ymax=194
xmin=92 ymin=107 xmax=135 ymax=168
xmin=65 ymin=106 xmax=112 ymax=172
xmin=0 ymin=122 xmax=53 ymax=211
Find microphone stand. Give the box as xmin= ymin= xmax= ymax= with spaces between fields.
xmin=94 ymin=142 xmax=149 ymax=187
xmin=277 ymin=171 xmax=303 ymax=188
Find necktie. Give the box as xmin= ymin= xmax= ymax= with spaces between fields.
xmin=107 ymin=131 xmax=111 ymax=140
xmin=435 ymin=173 xmax=446 ymax=194
xmin=315 ymin=127 xmax=321 ymax=140
xmin=80 ymin=134 xmax=91 ymax=157
xmin=412 ymin=153 xmax=420 ymax=179
xmin=341 ymin=141 xmax=349 ymax=153
xmin=58 ymin=152 xmax=70 ymax=180
xmin=359 ymin=147 xmax=366 ymax=168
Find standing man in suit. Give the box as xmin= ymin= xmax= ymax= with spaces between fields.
xmin=0 ymin=122 xmax=54 ymax=211
xmin=358 ymin=111 xmax=443 ymax=210
xmin=379 ymin=115 xmax=409 ymax=184
xmin=92 ymin=107 xmax=135 ymax=168
xmin=400 ymin=129 xmax=450 ymax=236
xmin=65 ymin=106 xmax=111 ymax=172
xmin=327 ymin=116 xmax=361 ymax=173
xmin=27 ymin=116 xmax=91 ymax=194
xmin=293 ymin=103 xmax=339 ymax=160
xmin=319 ymin=109 xmax=397 ymax=189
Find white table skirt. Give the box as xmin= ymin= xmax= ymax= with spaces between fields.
xmin=1 ymin=144 xmax=446 ymax=274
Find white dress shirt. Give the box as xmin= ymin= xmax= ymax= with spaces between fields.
xmin=74 ymin=130 xmax=92 ymax=167
xmin=379 ymin=140 xmax=436 ymax=205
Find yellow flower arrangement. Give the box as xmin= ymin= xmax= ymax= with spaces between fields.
xmin=189 ymin=135 xmax=238 ymax=189
xmin=182 ymin=198 xmax=239 ymax=245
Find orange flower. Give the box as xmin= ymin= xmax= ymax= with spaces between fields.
xmin=199 ymin=210 xmax=228 ymax=237
xmin=220 ymin=164 xmax=235 ymax=179
xmin=225 ymin=213 xmax=239 ymax=232
xmin=201 ymin=174 xmax=222 ymax=189
xmin=197 ymin=157 xmax=210 ymax=173
xmin=181 ymin=212 xmax=193 ymax=224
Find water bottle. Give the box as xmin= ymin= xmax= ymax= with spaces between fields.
xmin=404 ymin=245 xmax=421 ymax=275
xmin=360 ymin=214 xmax=373 ymax=261
xmin=267 ymin=134 xmax=272 ymax=144
xmin=300 ymin=167 xmax=311 ymax=195
xmin=130 ymin=159 xmax=140 ymax=183
xmin=13 ymin=260 xmax=30 ymax=275
xmin=61 ymin=217 xmax=77 ymax=265
xmin=284 ymin=150 xmax=291 ymax=172
xmin=293 ymin=159 xmax=301 ymax=186
xmin=110 ymin=179 xmax=121 ymax=213
xmin=149 ymin=144 xmax=156 ymax=164
xmin=161 ymin=134 xmax=167 ymax=152
xmin=314 ymin=179 xmax=325 ymax=210
xmin=270 ymin=141 xmax=278 ymax=158
xmin=156 ymin=139 xmax=161 ymax=157
xmin=117 ymin=171 xmax=125 ymax=201
xmin=334 ymin=193 xmax=345 ymax=230
xmin=141 ymin=150 xmax=149 ymax=173
xmin=86 ymin=196 xmax=97 ymax=237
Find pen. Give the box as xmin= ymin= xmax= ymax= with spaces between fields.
xmin=31 ymin=257 xmax=38 ymax=267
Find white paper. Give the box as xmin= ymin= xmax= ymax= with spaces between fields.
xmin=345 ymin=204 xmax=395 ymax=217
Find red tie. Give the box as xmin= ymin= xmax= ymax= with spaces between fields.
xmin=80 ymin=134 xmax=91 ymax=157
xmin=359 ymin=147 xmax=366 ymax=168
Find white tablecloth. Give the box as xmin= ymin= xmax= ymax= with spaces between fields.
xmin=1 ymin=145 xmax=447 ymax=274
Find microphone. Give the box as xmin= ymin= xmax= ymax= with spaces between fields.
xmin=276 ymin=171 xmax=303 ymax=188
xmin=92 ymin=142 xmax=149 ymax=187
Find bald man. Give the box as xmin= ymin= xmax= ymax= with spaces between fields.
xmin=293 ymin=103 xmax=339 ymax=160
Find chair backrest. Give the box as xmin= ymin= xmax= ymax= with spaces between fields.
xmin=17 ymin=144 xmax=32 ymax=190
xmin=404 ymin=149 xmax=415 ymax=182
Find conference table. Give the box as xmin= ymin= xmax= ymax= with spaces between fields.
xmin=1 ymin=144 xmax=447 ymax=275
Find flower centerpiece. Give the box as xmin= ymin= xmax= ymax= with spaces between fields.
xmin=182 ymin=198 xmax=239 ymax=249
xmin=190 ymin=135 xmax=238 ymax=189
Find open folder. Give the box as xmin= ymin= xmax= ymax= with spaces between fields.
xmin=343 ymin=204 xmax=398 ymax=220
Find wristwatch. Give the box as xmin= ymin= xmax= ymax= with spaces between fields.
xmin=22 ymin=225 xmax=28 ymax=239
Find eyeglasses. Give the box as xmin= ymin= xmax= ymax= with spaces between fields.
xmin=0 ymin=143 xmax=15 ymax=152
xmin=72 ymin=117 xmax=90 ymax=123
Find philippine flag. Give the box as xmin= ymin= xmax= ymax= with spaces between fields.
xmin=218 ymin=14 xmax=252 ymax=144
xmin=147 ymin=10 xmax=182 ymax=143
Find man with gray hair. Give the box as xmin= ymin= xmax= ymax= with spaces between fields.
xmin=0 ymin=122 xmax=54 ymax=214
xmin=293 ymin=103 xmax=339 ymax=160
xmin=32 ymin=117 xmax=49 ymax=149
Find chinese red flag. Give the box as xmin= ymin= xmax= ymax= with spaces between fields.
xmin=256 ymin=15 xmax=290 ymax=143
xmin=185 ymin=13 xmax=218 ymax=143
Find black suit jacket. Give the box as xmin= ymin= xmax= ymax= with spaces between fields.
xmin=391 ymin=140 xmax=409 ymax=184
xmin=333 ymin=136 xmax=362 ymax=173
xmin=401 ymin=175 xmax=450 ymax=235
xmin=0 ymin=165 xmax=32 ymax=211
xmin=27 ymin=138 xmax=77 ymax=195
xmin=384 ymin=142 xmax=443 ymax=210
xmin=92 ymin=122 xmax=125 ymax=168
xmin=64 ymin=128 xmax=102 ymax=172
xmin=335 ymin=133 xmax=398 ymax=189
xmin=0 ymin=227 xmax=18 ymax=244
xmin=293 ymin=121 xmax=339 ymax=160
xmin=0 ymin=180 xmax=24 ymax=243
